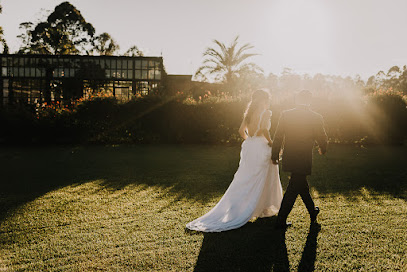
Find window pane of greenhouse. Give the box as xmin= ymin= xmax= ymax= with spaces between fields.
xmin=142 ymin=70 xmax=148 ymax=79
xmin=135 ymin=60 xmax=141 ymax=69
xmin=148 ymin=69 xmax=154 ymax=80
xmin=104 ymin=59 xmax=110 ymax=69
xmin=134 ymin=70 xmax=141 ymax=79
xmin=13 ymin=67 xmax=19 ymax=77
xmin=155 ymin=69 xmax=161 ymax=80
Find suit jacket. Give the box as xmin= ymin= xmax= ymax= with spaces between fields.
xmin=272 ymin=106 xmax=328 ymax=175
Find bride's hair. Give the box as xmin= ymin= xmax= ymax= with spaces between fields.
xmin=244 ymin=89 xmax=270 ymax=124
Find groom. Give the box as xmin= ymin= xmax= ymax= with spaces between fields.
xmin=272 ymin=90 xmax=328 ymax=229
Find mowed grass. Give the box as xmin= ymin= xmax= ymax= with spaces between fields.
xmin=0 ymin=144 xmax=406 ymax=271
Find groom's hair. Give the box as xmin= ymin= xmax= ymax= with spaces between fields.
xmin=296 ymin=90 xmax=312 ymax=105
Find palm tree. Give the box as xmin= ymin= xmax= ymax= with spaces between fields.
xmin=195 ymin=36 xmax=262 ymax=93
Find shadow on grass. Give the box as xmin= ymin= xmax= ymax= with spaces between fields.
xmin=0 ymin=144 xmax=406 ymax=224
xmin=191 ymin=217 xmax=290 ymax=272
xmin=0 ymin=145 xmax=238 ymax=223
xmin=298 ymin=223 xmax=321 ymax=272
xmin=307 ymin=145 xmax=407 ymax=201
xmin=191 ymin=219 xmax=321 ymax=272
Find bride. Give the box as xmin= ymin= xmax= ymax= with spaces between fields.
xmin=186 ymin=89 xmax=283 ymax=232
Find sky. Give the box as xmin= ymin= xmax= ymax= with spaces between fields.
xmin=1 ymin=0 xmax=407 ymax=79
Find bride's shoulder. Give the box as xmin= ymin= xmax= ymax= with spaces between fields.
xmin=266 ymin=110 xmax=272 ymax=117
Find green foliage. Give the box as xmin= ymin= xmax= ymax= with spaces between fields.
xmin=365 ymin=90 xmax=407 ymax=144
xmin=368 ymin=65 xmax=407 ymax=94
xmin=0 ymin=3 xmax=8 ymax=54
xmin=0 ymin=105 xmax=36 ymax=143
xmin=18 ymin=1 xmax=95 ymax=55
xmin=124 ymin=45 xmax=144 ymax=57
xmin=1 ymin=89 xmax=406 ymax=145
xmin=91 ymin=32 xmax=120 ymax=56
xmin=71 ymin=95 xmax=246 ymax=144
xmin=272 ymin=89 xmax=407 ymax=145
xmin=16 ymin=2 xmax=140 ymax=57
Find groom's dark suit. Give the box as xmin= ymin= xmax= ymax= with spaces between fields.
xmin=272 ymin=105 xmax=328 ymax=223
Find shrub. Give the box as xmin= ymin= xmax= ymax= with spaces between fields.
xmin=0 ymin=89 xmax=406 ymax=145
xmin=365 ymin=89 xmax=407 ymax=144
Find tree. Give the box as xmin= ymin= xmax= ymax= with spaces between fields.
xmin=266 ymin=73 xmax=279 ymax=91
xmin=17 ymin=22 xmax=42 ymax=54
xmin=384 ymin=66 xmax=401 ymax=91
xmin=18 ymin=1 xmax=95 ymax=55
xmin=16 ymin=2 xmax=96 ymax=103
xmin=124 ymin=45 xmax=144 ymax=57
xmin=0 ymin=3 xmax=8 ymax=53
xmin=235 ymin=63 xmax=265 ymax=93
xmin=375 ymin=70 xmax=386 ymax=88
xmin=195 ymin=36 xmax=261 ymax=94
xmin=279 ymin=68 xmax=301 ymax=93
xmin=398 ymin=65 xmax=407 ymax=94
xmin=91 ymin=32 xmax=120 ymax=56
xmin=366 ymin=76 xmax=376 ymax=87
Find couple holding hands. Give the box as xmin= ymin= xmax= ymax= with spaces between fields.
xmin=187 ymin=89 xmax=328 ymax=232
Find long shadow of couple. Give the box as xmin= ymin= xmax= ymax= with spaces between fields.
xmin=191 ymin=218 xmax=321 ymax=272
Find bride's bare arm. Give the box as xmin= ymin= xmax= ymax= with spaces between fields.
xmin=239 ymin=119 xmax=248 ymax=139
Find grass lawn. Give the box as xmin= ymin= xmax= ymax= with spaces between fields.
xmin=0 ymin=144 xmax=406 ymax=271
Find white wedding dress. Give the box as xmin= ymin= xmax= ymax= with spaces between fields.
xmin=186 ymin=110 xmax=283 ymax=232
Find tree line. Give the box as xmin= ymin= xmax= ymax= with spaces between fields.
xmin=0 ymin=1 xmax=406 ymax=99
xmin=193 ymin=36 xmax=407 ymax=98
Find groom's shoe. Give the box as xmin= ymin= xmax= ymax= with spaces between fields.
xmin=275 ymin=221 xmax=292 ymax=230
xmin=310 ymin=206 xmax=320 ymax=223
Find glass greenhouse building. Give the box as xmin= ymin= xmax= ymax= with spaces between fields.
xmin=0 ymin=54 xmax=163 ymax=106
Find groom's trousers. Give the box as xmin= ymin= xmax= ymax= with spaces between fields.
xmin=277 ymin=173 xmax=315 ymax=222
